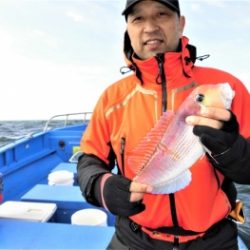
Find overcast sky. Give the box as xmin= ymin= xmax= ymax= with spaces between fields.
xmin=0 ymin=0 xmax=250 ymax=120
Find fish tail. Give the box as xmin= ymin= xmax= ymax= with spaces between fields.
xmin=151 ymin=169 xmax=192 ymax=194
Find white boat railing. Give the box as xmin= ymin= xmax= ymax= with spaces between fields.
xmin=43 ymin=112 xmax=92 ymax=132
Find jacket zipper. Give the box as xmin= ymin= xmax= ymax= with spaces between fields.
xmin=156 ymin=54 xmax=180 ymax=237
xmin=120 ymin=137 xmax=126 ymax=176
xmin=156 ymin=54 xmax=167 ymax=112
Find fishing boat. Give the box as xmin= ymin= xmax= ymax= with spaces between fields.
xmin=0 ymin=112 xmax=248 ymax=249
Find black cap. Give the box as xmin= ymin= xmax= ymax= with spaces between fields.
xmin=122 ymin=0 xmax=180 ymax=17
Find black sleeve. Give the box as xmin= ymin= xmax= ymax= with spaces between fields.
xmin=212 ymin=136 xmax=250 ymax=184
xmin=77 ymin=153 xmax=114 ymax=206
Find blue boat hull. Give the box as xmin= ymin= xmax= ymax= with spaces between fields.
xmin=0 ymin=122 xmax=248 ymax=249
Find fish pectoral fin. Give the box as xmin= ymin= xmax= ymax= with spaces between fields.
xmin=152 ymin=170 xmax=192 ymax=194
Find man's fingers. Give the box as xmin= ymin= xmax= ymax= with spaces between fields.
xmin=186 ymin=107 xmax=231 ymax=129
xmin=186 ymin=116 xmax=223 ymax=129
xmin=129 ymin=181 xmax=153 ymax=202
xmin=199 ymin=107 xmax=231 ymax=122
xmin=130 ymin=181 xmax=152 ymax=193
xmin=130 ymin=192 xmax=145 ymax=202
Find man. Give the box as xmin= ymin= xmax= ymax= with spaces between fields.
xmin=77 ymin=0 xmax=250 ymax=249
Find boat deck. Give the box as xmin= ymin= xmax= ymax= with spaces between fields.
xmin=0 ymin=219 xmax=114 ymax=249
xmin=0 ymin=161 xmax=115 ymax=249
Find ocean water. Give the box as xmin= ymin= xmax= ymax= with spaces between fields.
xmin=0 ymin=121 xmax=249 ymax=247
xmin=0 ymin=120 xmax=84 ymax=147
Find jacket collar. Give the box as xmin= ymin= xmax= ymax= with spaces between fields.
xmin=128 ymin=36 xmax=195 ymax=87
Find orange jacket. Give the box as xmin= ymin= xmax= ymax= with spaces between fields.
xmin=81 ymin=36 xmax=250 ymax=234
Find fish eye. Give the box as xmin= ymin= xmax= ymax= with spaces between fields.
xmin=195 ymin=94 xmax=205 ymax=103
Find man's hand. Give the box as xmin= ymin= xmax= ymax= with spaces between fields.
xmin=185 ymin=107 xmax=239 ymax=157
xmin=185 ymin=106 xmax=231 ymax=128
xmin=96 ymin=174 xmax=152 ymax=217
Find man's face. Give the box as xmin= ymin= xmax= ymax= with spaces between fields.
xmin=127 ymin=0 xmax=185 ymax=60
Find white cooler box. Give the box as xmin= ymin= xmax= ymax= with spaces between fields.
xmin=0 ymin=201 xmax=57 ymax=222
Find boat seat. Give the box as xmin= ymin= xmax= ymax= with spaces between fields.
xmin=51 ymin=162 xmax=77 ymax=174
xmin=21 ymin=184 xmax=115 ymax=225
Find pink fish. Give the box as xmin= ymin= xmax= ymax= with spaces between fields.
xmin=128 ymin=83 xmax=235 ymax=194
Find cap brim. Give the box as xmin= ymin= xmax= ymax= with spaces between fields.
xmin=122 ymin=0 xmax=179 ymax=16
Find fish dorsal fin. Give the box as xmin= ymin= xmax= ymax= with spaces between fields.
xmin=128 ymin=111 xmax=174 ymax=175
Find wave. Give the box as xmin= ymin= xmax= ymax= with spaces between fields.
xmin=0 ymin=136 xmax=15 ymax=147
